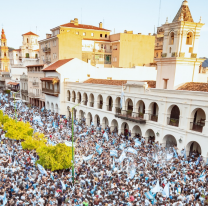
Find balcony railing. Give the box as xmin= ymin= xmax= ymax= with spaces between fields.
xmin=32 ymin=82 xmax=39 ymax=86
xmin=43 ymin=47 xmax=51 ymax=53
xmin=115 ymin=109 xmax=146 ymax=124
xmin=97 ymin=103 xmax=103 ymax=109
xmin=83 ymin=101 xmax=87 ymax=106
xmin=167 ymin=117 xmax=179 ymax=127
xmin=190 ymin=122 xmax=204 ymax=133
xmin=42 ymin=88 xmax=59 ymax=96
xmin=28 ymin=93 xmax=40 ymax=98
xmin=21 ymin=89 xmax=28 ymax=94
xmin=115 ymin=107 xmax=122 ymax=114
xmin=107 ymin=105 xmax=113 ymax=111
xmin=90 ymin=102 xmax=94 ymax=107
xmin=149 ymin=114 xmax=158 ymax=122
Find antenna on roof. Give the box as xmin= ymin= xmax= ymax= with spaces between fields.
xmin=158 ymin=0 xmax=162 ymax=26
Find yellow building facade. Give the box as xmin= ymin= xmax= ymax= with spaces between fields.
xmin=0 ymin=29 xmax=10 ymax=72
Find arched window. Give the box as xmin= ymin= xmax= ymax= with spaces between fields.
xmin=169 ymin=47 xmax=172 ymax=54
xmin=186 ymin=32 xmax=193 ymax=45
xmin=169 ymin=32 xmax=174 ymax=45
xmin=27 ymin=38 xmax=29 ymax=43
xmin=4 ymin=52 xmax=6 ymax=57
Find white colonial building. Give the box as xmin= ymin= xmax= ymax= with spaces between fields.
xmin=39 ymin=0 xmax=208 ymax=159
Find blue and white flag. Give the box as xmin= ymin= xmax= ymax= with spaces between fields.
xmin=151 ymin=180 xmax=162 ymax=194
xmin=112 ymin=157 xmax=115 ymax=171
xmin=167 ymin=153 xmax=173 ymax=161
xmin=103 ymin=132 xmax=109 ymax=141
xmin=120 ymin=86 xmax=124 ymax=109
xmin=41 ymin=107 xmax=45 ymax=112
xmin=110 ymin=150 xmax=118 ymax=157
xmin=50 ymin=173 xmax=54 ymax=181
xmin=83 ymin=154 xmax=93 ymax=161
xmin=118 ymin=151 xmax=126 ymax=163
xmin=129 ymin=168 xmax=136 ymax=179
xmin=184 ymin=147 xmax=187 ymax=159
xmin=2 ymin=191 xmax=7 ymax=206
xmin=145 ymin=191 xmax=154 ymax=200
xmin=96 ymin=144 xmax=102 ymax=155
xmin=195 ymin=157 xmax=200 ymax=166
xmin=61 ymin=180 xmax=66 ymax=190
xmin=198 ymin=175 xmax=205 ymax=182
xmin=162 ymin=182 xmax=169 ymax=197
xmin=125 ymin=147 xmax=137 ymax=155
xmin=37 ymin=164 xmax=48 ymax=176
xmin=134 ymin=139 xmax=141 ymax=147
xmin=154 ymin=154 xmax=158 ymax=162
xmin=173 ymin=148 xmax=178 ymax=159
xmin=119 ymin=143 xmax=126 ymax=150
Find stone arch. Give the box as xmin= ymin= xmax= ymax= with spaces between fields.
xmin=94 ymin=114 xmax=101 ymax=127
xmin=51 ymin=102 xmax=54 ymax=112
xmin=72 ymin=91 xmax=76 ymax=102
xmin=102 ymin=117 xmax=109 ymax=129
xmin=86 ymin=112 xmax=92 ymax=126
xmin=89 ymin=93 xmax=94 ymax=107
xmin=97 ymin=94 xmax=103 ymax=109
xmin=67 ymin=90 xmax=70 ymax=101
xmin=169 ymin=31 xmax=174 ymax=45
xmin=83 ymin=93 xmax=88 ymax=106
xmin=167 ymin=105 xmax=180 ymax=127
xmin=149 ymin=102 xmax=159 ymax=122
xmin=136 ymin=100 xmax=145 ymax=118
xmin=111 ymin=119 xmax=118 ymax=133
xmin=106 ymin=96 xmax=113 ymax=111
xmin=77 ymin=92 xmax=81 ymax=104
xmin=55 ymin=104 xmax=58 ymax=113
xmin=132 ymin=125 xmax=142 ymax=137
xmin=186 ymin=31 xmax=193 ymax=45
xmin=121 ymin=122 xmax=129 ymax=136
xmin=163 ymin=134 xmax=177 ymax=148
xmin=145 ymin=129 xmax=156 ymax=143
xmin=186 ymin=141 xmax=201 ymax=156
xmin=78 ymin=110 xmax=85 ymax=120
xmin=190 ymin=108 xmax=206 ymax=133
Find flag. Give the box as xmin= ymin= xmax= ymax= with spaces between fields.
xmin=134 ymin=139 xmax=141 ymax=147
xmin=173 ymin=148 xmax=178 ymax=158
xmin=61 ymin=180 xmax=66 ymax=190
xmin=119 ymin=143 xmax=126 ymax=150
xmin=198 ymin=175 xmax=205 ymax=182
xmin=129 ymin=168 xmax=136 ymax=179
xmin=2 ymin=192 xmax=7 ymax=206
xmin=110 ymin=150 xmax=118 ymax=157
xmin=83 ymin=154 xmax=93 ymax=161
xmin=145 ymin=191 xmax=154 ymax=200
xmin=125 ymin=147 xmax=137 ymax=155
xmin=151 ymin=180 xmax=163 ymax=194
xmin=118 ymin=151 xmax=126 ymax=163
xmin=162 ymin=182 xmax=169 ymax=197
xmin=167 ymin=153 xmax=173 ymax=161
xmin=154 ymin=154 xmax=158 ymax=162
xmin=41 ymin=107 xmax=44 ymax=112
xmin=37 ymin=164 xmax=48 ymax=176
xmin=96 ymin=146 xmax=102 ymax=155
xmin=120 ymin=85 xmax=124 ymax=109
xmin=50 ymin=173 xmax=54 ymax=181
xmin=112 ymin=157 xmax=115 ymax=171
xmin=195 ymin=157 xmax=200 ymax=166
xmin=103 ymin=132 xmax=109 ymax=141
xmin=184 ymin=147 xmax=186 ymax=159
xmin=112 ymin=138 xmax=116 ymax=145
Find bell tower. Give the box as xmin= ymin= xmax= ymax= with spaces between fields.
xmin=0 ymin=29 xmax=10 ymax=72
xmin=155 ymin=0 xmax=205 ymax=89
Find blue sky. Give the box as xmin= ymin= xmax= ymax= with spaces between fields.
xmin=1 ymin=0 xmax=207 ymax=57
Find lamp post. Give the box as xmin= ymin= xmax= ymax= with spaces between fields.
xmin=71 ymin=102 xmax=81 ymax=185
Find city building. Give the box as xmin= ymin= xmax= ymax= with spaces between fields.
xmin=38 ymin=18 xmax=155 ymax=68
xmin=27 ymin=64 xmax=45 ymax=108
xmin=39 ymin=0 xmax=208 ymax=160
xmin=153 ymin=27 xmax=164 ymax=58
xmin=20 ymin=73 xmax=28 ymax=102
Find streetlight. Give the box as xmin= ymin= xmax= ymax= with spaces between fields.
xmin=71 ymin=102 xmax=82 ymax=185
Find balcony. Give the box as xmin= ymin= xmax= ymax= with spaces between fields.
xmin=28 ymin=93 xmax=40 ymax=98
xmin=149 ymin=114 xmax=158 ymax=122
xmin=43 ymin=47 xmax=51 ymax=53
xmin=32 ymin=82 xmax=39 ymax=87
xmin=115 ymin=109 xmax=146 ymax=124
xmin=167 ymin=117 xmax=179 ymax=127
xmin=155 ymin=45 xmax=163 ymax=50
xmin=190 ymin=122 xmax=204 ymax=133
xmin=89 ymin=102 xmax=94 ymax=107
xmin=97 ymin=103 xmax=103 ymax=109
xmin=42 ymin=88 xmax=59 ymax=97
xmin=21 ymin=89 xmax=28 ymax=94
xmin=43 ymin=59 xmax=51 ymax=65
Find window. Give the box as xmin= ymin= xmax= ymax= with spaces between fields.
xmin=4 ymin=52 xmax=6 ymax=57
xmin=16 ymin=54 xmax=18 ymax=56
xmin=46 ymin=82 xmax=49 ymax=89
xmin=156 ymin=52 xmax=158 ymax=58
xmin=76 ymin=31 xmax=79 ymax=35
xmin=50 ymin=83 xmax=53 ymax=90
xmin=91 ymin=33 xmax=94 ymax=37
xmin=100 ymin=34 xmax=102 ymax=37
xmin=27 ymin=38 xmax=29 ymax=43
xmin=113 ymin=45 xmax=117 ymax=50
xmin=169 ymin=47 xmax=172 ymax=53
xmin=83 ymin=32 xmax=86 ymax=36
xmin=35 ymin=54 xmax=38 ymax=58
xmin=105 ymin=34 xmax=107 ymax=38
xmin=189 ymin=47 xmax=193 ymax=53
xmin=186 ymin=32 xmax=193 ymax=45
xmin=163 ymin=79 xmax=168 ymax=89
xmin=101 ymin=44 xmax=103 ymax=49
xmin=169 ymin=32 xmax=174 ymax=45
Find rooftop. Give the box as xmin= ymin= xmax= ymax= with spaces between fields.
xmin=177 ymin=82 xmax=208 ymax=92
xmin=22 ymin=31 xmax=39 ymax=36
xmin=42 ymin=59 xmax=74 ymax=71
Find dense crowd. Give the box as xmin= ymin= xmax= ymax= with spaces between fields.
xmin=0 ymin=93 xmax=208 ymax=206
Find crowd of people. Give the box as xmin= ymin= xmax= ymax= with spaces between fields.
xmin=0 ymin=93 xmax=208 ymax=206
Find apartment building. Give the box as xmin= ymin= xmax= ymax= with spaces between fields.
xmin=39 ymin=18 xmax=155 ymax=68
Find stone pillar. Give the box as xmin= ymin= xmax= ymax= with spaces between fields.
xmin=144 ymin=109 xmax=150 ymax=120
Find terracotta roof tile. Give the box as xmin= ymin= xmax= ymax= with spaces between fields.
xmin=42 ymin=59 xmax=74 ymax=71
xmin=177 ymin=82 xmax=208 ymax=92
xmin=84 ymin=78 xmax=127 ymax=86
xmin=7 ymin=82 xmax=19 ymax=86
xmin=33 ymin=49 xmax=39 ymax=52
xmin=60 ymin=23 xmax=110 ymax=31
xmin=22 ymin=31 xmax=39 ymax=36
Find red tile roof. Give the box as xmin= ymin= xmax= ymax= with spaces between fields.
xmin=42 ymin=59 xmax=74 ymax=71
xmin=140 ymin=81 xmax=156 ymax=88
xmin=33 ymin=49 xmax=39 ymax=52
xmin=22 ymin=31 xmax=39 ymax=36
xmin=177 ymin=82 xmax=208 ymax=92
xmin=60 ymin=23 xmax=110 ymax=31
xmin=40 ymin=77 xmax=59 ymax=81
xmin=7 ymin=82 xmax=19 ymax=86
xmin=26 ymin=64 xmax=44 ymax=68
xmin=13 ymin=49 xmax=21 ymax=52
xmin=84 ymin=78 xmax=127 ymax=86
